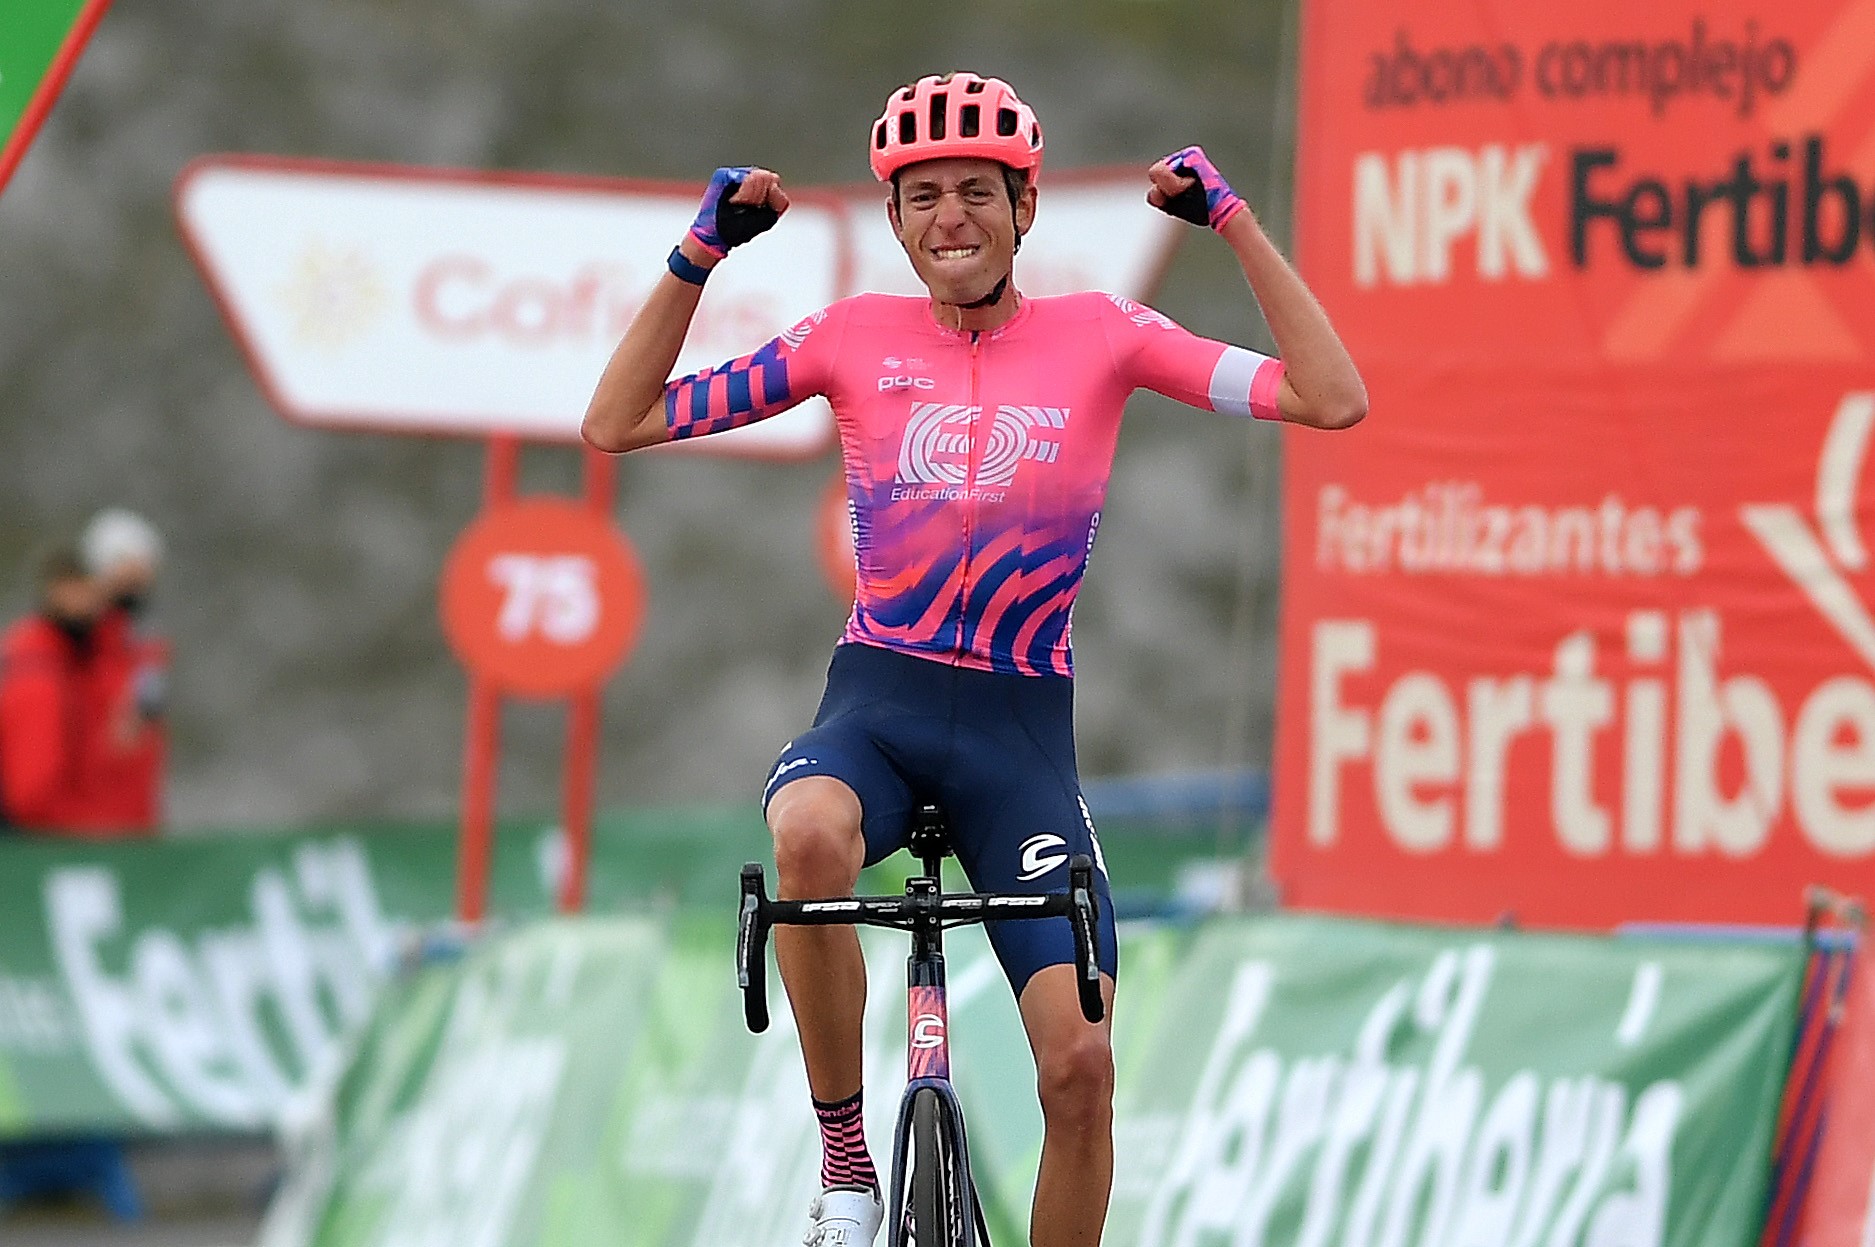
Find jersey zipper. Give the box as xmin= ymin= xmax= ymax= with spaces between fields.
xmin=956 ymin=330 xmax=986 ymax=665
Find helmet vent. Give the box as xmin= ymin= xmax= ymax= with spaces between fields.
xmin=996 ymin=108 xmax=1019 ymax=137
xmin=958 ymin=104 xmax=980 ymax=138
xmin=874 ymin=121 xmax=888 ymax=151
xmin=899 ymin=111 xmax=918 ymax=145
xmin=928 ymin=93 xmax=947 ymax=141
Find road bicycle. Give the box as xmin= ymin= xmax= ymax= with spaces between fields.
xmin=738 ymin=803 xmax=1104 ymax=1246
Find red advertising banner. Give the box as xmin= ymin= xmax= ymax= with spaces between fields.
xmin=1801 ymin=944 xmax=1875 ymax=1247
xmin=1274 ymin=0 xmax=1875 ymax=925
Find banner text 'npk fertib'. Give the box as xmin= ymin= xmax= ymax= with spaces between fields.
xmin=1276 ymin=0 xmax=1875 ymax=928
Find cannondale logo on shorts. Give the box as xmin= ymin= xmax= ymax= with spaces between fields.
xmin=1017 ymin=833 xmax=1070 ymax=882
xmin=896 ymin=403 xmax=1070 ymax=489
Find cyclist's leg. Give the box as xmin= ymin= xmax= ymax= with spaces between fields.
xmin=765 ymin=775 xmax=871 ymax=1101
xmin=764 ymin=734 xmax=907 ymax=1242
xmin=1018 ymin=967 xmax=1117 ymax=1247
xmin=940 ymin=671 xmax=1119 ymax=1247
xmin=957 ymin=805 xmax=1118 ymax=1247
xmin=762 ymin=647 xmax=917 ymax=1102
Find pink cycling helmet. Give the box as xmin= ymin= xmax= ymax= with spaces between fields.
xmin=869 ymin=72 xmax=1044 ymax=182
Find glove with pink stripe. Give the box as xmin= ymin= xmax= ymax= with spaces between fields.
xmin=688 ymin=166 xmax=781 ymax=258
xmin=1152 ymin=146 xmax=1246 ymax=232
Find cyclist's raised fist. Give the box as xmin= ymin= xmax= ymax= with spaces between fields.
xmin=689 ymin=166 xmax=791 ymax=258
xmin=1147 ymin=146 xmax=1246 ymax=233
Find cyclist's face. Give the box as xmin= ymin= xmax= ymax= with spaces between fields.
xmin=890 ymin=158 xmax=1035 ymax=306
xmin=42 ymin=573 xmax=102 ymax=626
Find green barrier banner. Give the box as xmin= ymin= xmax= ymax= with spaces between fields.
xmin=257 ymin=915 xmax=1060 ymax=1247
xmin=1109 ymin=918 xmax=1802 ymax=1247
xmin=0 ymin=810 xmax=1222 ymax=1139
xmin=0 ymin=833 xmax=418 ymax=1137
xmin=0 ymin=811 xmax=776 ymax=1138
xmin=255 ymin=913 xmax=1800 ymax=1247
xmin=0 ymin=0 xmax=113 ymax=190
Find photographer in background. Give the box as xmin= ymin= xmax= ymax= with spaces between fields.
xmin=82 ymin=509 xmax=170 ymax=832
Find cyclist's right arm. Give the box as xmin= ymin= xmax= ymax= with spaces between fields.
xmin=582 ymin=167 xmax=790 ymax=454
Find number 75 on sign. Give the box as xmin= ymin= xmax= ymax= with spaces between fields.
xmin=441 ymin=499 xmax=646 ymax=697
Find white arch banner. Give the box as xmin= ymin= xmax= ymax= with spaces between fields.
xmin=176 ymin=158 xmax=1182 ymax=457
xmin=175 ymin=158 xmax=848 ymax=457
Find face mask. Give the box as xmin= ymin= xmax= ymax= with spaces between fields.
xmin=48 ymin=612 xmax=96 ymax=648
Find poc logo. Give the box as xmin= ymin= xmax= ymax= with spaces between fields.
xmin=911 ymin=1013 xmax=947 ymax=1049
xmin=878 ymin=374 xmax=937 ymax=392
xmin=1017 ymin=833 xmax=1069 ymax=882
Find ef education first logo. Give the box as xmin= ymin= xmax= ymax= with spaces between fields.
xmin=897 ymin=403 xmax=1070 ymax=489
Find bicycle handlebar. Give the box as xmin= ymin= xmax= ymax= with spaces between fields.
xmin=1066 ymin=857 xmax=1106 ymax=1026
xmin=737 ymin=864 xmax=773 ymax=1033
xmin=737 ymin=856 xmax=1106 ymax=1031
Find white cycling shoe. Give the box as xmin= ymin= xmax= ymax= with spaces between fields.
xmin=803 ymin=1185 xmax=884 ymax=1246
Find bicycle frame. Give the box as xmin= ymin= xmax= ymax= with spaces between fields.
xmin=905 ymin=877 xmax=953 ymax=1082
xmin=891 ymin=874 xmax=983 ymax=1243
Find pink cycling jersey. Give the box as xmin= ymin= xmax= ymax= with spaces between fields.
xmin=665 ymin=291 xmax=1285 ymax=677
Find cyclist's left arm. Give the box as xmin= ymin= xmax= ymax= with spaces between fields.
xmin=1147 ymin=147 xmax=1367 ymax=430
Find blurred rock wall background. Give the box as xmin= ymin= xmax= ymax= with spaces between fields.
xmin=0 ymin=0 xmax=1299 ymax=828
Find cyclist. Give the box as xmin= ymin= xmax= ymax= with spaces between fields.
xmin=584 ymin=72 xmax=1365 ymax=1247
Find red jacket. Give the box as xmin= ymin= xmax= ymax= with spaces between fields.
xmin=90 ymin=609 xmax=168 ymax=831
xmin=0 ymin=612 xmax=161 ymax=837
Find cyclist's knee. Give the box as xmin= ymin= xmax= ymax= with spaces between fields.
xmin=768 ymin=777 xmax=865 ymax=896
xmin=1035 ymin=1031 xmax=1115 ymax=1131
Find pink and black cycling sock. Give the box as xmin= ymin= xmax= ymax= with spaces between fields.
xmin=813 ymin=1090 xmax=878 ymax=1191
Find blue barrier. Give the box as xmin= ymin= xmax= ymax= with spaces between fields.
xmin=1081 ymin=768 xmax=1269 ymax=829
xmin=0 ymin=1139 xmax=144 ymax=1222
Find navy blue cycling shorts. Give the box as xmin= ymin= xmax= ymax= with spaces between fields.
xmin=762 ymin=642 xmax=1118 ymax=997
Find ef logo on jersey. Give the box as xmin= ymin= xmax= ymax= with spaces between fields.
xmin=897 ymin=403 xmax=1071 ymax=488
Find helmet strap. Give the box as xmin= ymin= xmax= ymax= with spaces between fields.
xmin=948 ymin=211 xmax=1023 ymax=312
xmin=955 ymin=273 xmax=1012 ymax=311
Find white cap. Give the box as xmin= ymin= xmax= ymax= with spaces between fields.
xmin=81 ymin=508 xmax=165 ymax=575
